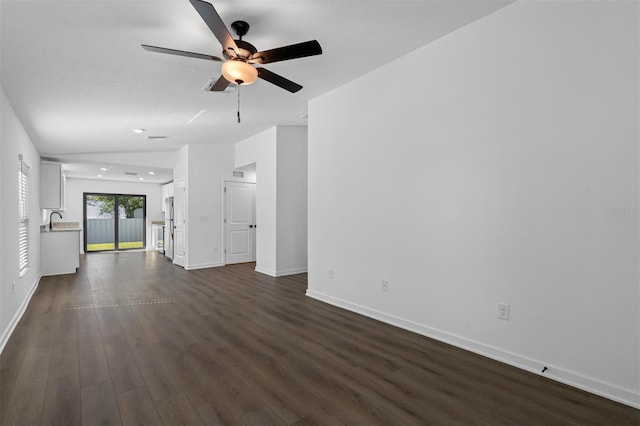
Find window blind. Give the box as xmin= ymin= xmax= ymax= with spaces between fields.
xmin=18 ymin=155 xmax=30 ymax=276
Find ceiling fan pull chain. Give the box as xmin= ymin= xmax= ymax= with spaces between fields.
xmin=237 ymin=83 xmax=241 ymax=124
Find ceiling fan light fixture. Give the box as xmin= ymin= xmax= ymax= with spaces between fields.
xmin=222 ymin=60 xmax=257 ymax=85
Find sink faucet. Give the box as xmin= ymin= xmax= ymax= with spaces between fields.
xmin=49 ymin=211 xmax=62 ymax=230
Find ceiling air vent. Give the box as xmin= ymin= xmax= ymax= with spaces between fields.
xmin=233 ymin=171 xmax=244 ymax=178
xmin=124 ymin=171 xmax=138 ymax=176
xmin=148 ymin=136 xmax=167 ymax=141
xmin=202 ymin=77 xmax=236 ymax=94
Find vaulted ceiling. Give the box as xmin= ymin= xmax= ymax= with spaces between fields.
xmin=1 ymin=0 xmax=512 ymax=179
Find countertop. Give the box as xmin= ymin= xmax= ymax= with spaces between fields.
xmin=41 ymin=221 xmax=82 ymax=233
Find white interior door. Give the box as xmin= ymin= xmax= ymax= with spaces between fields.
xmin=225 ymin=181 xmax=255 ymax=264
xmin=173 ymin=179 xmax=186 ymax=267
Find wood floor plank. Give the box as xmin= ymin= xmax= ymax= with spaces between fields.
xmin=195 ymin=402 xmax=234 ymax=426
xmin=47 ymin=327 xmax=79 ymax=381
xmin=240 ymin=405 xmax=288 ymax=426
xmin=2 ymin=349 xmax=50 ymax=425
xmin=0 ymin=324 xmax=31 ymax=418
xmin=78 ymin=333 xmax=110 ymax=387
xmin=131 ymin=344 xmax=184 ymax=402
xmin=101 ymin=332 xmax=146 ymax=395
xmin=108 ymin=354 xmax=146 ymax=396
xmin=96 ymin=307 xmax=123 ymax=338
xmin=41 ymin=374 xmax=82 ymax=426
xmin=81 ymin=380 xmax=122 ymax=426
xmin=76 ymin=308 xmax=100 ymax=336
xmin=154 ymin=392 xmax=203 ymax=426
xmin=1 ymin=252 xmax=637 ymax=426
xmin=116 ymin=387 xmax=162 ymax=426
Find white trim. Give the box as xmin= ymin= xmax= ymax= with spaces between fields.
xmin=185 ymin=261 xmax=224 ymax=271
xmin=255 ymin=267 xmax=308 ymax=277
xmin=274 ymin=267 xmax=307 ymax=277
xmin=254 ymin=266 xmax=276 ymax=276
xmin=0 ymin=274 xmax=40 ymax=355
xmin=305 ymin=289 xmax=640 ymax=409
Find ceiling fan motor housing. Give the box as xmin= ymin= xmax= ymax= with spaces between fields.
xmin=224 ymin=39 xmax=257 ymax=60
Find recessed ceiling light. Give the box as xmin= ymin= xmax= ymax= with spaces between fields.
xmin=100 ymin=167 xmax=108 ymax=171
xmin=132 ymin=128 xmax=146 ymax=134
xmin=138 ymin=177 xmax=145 ymax=181
xmin=148 ymin=171 xmax=155 ymax=175
xmin=97 ymin=174 xmax=103 ymax=178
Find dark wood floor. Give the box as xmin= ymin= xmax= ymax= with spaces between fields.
xmin=1 ymin=251 xmax=638 ymax=426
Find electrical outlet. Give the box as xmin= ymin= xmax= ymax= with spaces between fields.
xmin=381 ymin=280 xmax=388 ymax=291
xmin=498 ymin=303 xmax=510 ymax=320
xmin=12 ymin=280 xmax=15 ymax=294
xmin=327 ymin=268 xmax=334 ymax=279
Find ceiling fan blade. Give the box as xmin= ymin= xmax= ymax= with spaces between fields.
xmin=141 ymin=44 xmax=222 ymax=62
xmin=208 ymin=75 xmax=231 ymax=92
xmin=189 ymin=0 xmax=239 ymax=54
xmin=257 ymin=68 xmax=303 ymax=93
xmin=251 ymin=40 xmax=322 ymax=64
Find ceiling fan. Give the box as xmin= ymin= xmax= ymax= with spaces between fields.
xmin=142 ymin=0 xmax=322 ymax=93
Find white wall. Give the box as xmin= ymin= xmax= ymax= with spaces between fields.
xmin=63 ymin=178 xmax=164 ymax=253
xmin=236 ymin=127 xmax=278 ymax=274
xmin=308 ymin=0 xmax=639 ymax=407
xmin=235 ymin=126 xmax=308 ymax=276
xmin=185 ymin=143 xmax=234 ymax=269
xmin=276 ymin=126 xmax=308 ymax=275
xmin=0 ymin=87 xmax=42 ymax=352
xmin=173 ymin=145 xmax=188 ymax=184
xmin=172 ymin=144 xmax=235 ymax=270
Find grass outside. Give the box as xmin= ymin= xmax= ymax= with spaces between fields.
xmin=87 ymin=241 xmax=144 ymax=251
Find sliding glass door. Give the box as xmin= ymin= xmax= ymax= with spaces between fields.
xmin=84 ymin=193 xmax=146 ymax=252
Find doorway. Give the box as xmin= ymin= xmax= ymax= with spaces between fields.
xmin=224 ymin=181 xmax=256 ymax=264
xmin=84 ymin=193 xmax=146 ymax=252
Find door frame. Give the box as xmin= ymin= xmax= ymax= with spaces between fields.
xmin=172 ymin=179 xmax=187 ymax=267
xmin=83 ymin=192 xmax=147 ymax=252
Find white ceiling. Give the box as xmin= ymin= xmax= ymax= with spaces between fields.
xmin=1 ymin=0 xmax=512 ymax=180
xmin=59 ymin=160 xmax=174 ymax=184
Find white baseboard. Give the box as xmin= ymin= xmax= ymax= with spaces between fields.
xmin=274 ymin=267 xmax=307 ymax=277
xmin=254 ymin=266 xmax=307 ymax=277
xmin=305 ymin=289 xmax=640 ymax=409
xmin=0 ymin=274 xmax=41 ymax=355
xmin=254 ymin=266 xmax=276 ymax=276
xmin=185 ymin=261 xmax=224 ymax=270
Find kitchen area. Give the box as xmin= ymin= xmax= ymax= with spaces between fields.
xmin=152 ymin=181 xmax=175 ymax=261
xmin=39 ymin=161 xmax=174 ymax=276
xmin=40 ymin=161 xmax=82 ymax=276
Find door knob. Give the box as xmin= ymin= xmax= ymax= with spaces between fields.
xmin=249 ymin=225 xmax=254 ymax=228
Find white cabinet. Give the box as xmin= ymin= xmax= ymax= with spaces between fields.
xmin=161 ymin=182 xmax=174 ymax=212
xmin=41 ymin=230 xmax=80 ymax=275
xmin=40 ymin=162 xmax=65 ymax=209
